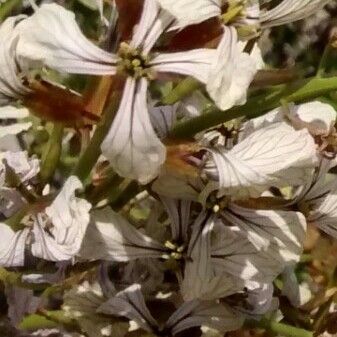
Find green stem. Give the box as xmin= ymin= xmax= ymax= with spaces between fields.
xmin=72 ymin=92 xmax=120 ymax=183
xmin=246 ymin=318 xmax=313 ymax=337
xmin=19 ymin=314 xmax=58 ymax=331
xmin=170 ymin=76 xmax=337 ymax=138
xmin=5 ymin=204 xmax=30 ymax=231
xmin=170 ymin=85 xmax=288 ymax=138
xmin=161 ymin=77 xmax=201 ymax=105
xmin=0 ymin=268 xmax=46 ymax=290
xmin=109 ymin=180 xmax=139 ymax=210
xmin=40 ymin=123 xmax=64 ymax=185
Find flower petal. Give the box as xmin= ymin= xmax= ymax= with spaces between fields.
xmin=160 ymin=197 xmax=191 ymax=242
xmin=150 ymin=49 xmax=215 ymax=84
xmin=97 ymin=284 xmax=157 ymax=333
xmin=156 ymin=0 xmax=221 ymax=29
xmin=211 ymin=224 xmax=283 ymax=283
xmin=16 ymin=4 xmax=117 ymax=74
xmin=166 ymin=300 xmax=244 ymax=335
xmin=101 ymin=78 xmax=166 ymax=184
xmin=131 ymin=0 xmax=174 ymax=54
xmin=79 ymin=208 xmax=166 ymax=262
xmin=260 ymin=0 xmax=331 ymax=28
xmin=204 ymin=122 xmax=318 ymax=199
xmin=243 ymin=101 xmax=336 ymax=137
xmin=0 ymin=224 xmax=29 ymax=267
xmin=206 ymin=26 xmax=257 ymax=111
xmin=181 ymin=213 xmax=241 ymax=301
xmin=31 ymin=176 xmax=91 ymax=261
xmin=222 ymin=204 xmax=307 ymax=265
xmin=0 ymin=16 xmax=30 ymax=104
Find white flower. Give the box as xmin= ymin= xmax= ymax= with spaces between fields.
xmin=0 ymin=224 xmax=29 ymax=267
xmin=206 ymin=26 xmax=257 ymax=110
xmin=0 ymin=176 xmax=91 ymax=266
xmin=292 ymin=158 xmax=337 ymax=239
xmin=243 ymin=101 xmax=337 ymax=138
xmin=181 ymin=212 xmax=242 ymax=301
xmin=63 ymin=281 xmax=129 ymax=337
xmin=16 ymin=2 xmax=259 ymax=183
xmin=31 ymin=176 xmax=92 ymax=261
xmin=97 ymin=284 xmax=244 ymax=334
xmin=219 ymin=204 xmax=307 ymax=266
xmin=210 ymin=224 xmax=282 ymax=284
xmin=0 ymin=16 xmax=30 ymax=105
xmin=203 ymin=122 xmax=318 ymax=199
xmin=79 ymin=208 xmax=167 ymax=262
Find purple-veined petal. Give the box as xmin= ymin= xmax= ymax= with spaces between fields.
xmin=160 ymin=197 xmax=191 ymax=242
xmin=243 ymin=101 xmax=336 ymax=137
xmin=97 ymin=284 xmax=157 ymax=333
xmin=0 ymin=16 xmax=31 ymax=104
xmin=79 ymin=208 xmax=166 ymax=262
xmin=211 ymin=224 xmax=283 ymax=283
xmin=101 ymin=77 xmax=166 ymax=184
xmin=166 ymin=300 xmax=244 ymax=335
xmin=31 ymin=176 xmax=91 ymax=261
xmin=16 ymin=4 xmax=117 ymax=75
xmin=150 ymin=49 xmax=215 ymax=84
xmin=181 ymin=212 xmax=241 ymax=301
xmin=149 ymin=102 xmax=178 ymax=139
xmin=131 ymin=0 xmax=174 ymax=54
xmin=222 ymin=204 xmax=306 ymax=265
xmin=260 ymin=0 xmax=332 ymax=28
xmin=0 ymin=224 xmax=29 ymax=267
xmin=204 ymin=122 xmax=318 ymax=199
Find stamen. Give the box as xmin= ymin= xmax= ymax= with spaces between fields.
xmin=163 ymin=241 xmax=186 ymax=260
xmin=117 ymin=43 xmax=153 ymax=80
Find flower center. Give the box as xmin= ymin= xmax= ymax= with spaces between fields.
xmin=207 ymin=194 xmax=229 ymax=213
xmin=163 ymin=240 xmax=186 ymax=260
xmin=117 ymin=42 xmax=153 ymax=80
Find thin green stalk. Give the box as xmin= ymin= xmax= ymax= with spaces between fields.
xmin=170 ymin=75 xmax=337 ymax=138
xmin=72 ymin=92 xmax=120 ymax=182
xmin=170 ymin=85 xmax=288 ymax=138
xmin=246 ymin=318 xmax=313 ymax=337
xmin=161 ymin=77 xmax=201 ymax=105
xmin=109 ymin=180 xmax=139 ymax=210
xmin=19 ymin=314 xmax=58 ymax=331
xmin=5 ymin=204 xmax=30 ymax=231
xmin=40 ymin=123 xmax=64 ymax=184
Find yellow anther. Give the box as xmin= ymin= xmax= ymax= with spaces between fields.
xmin=132 ymin=59 xmax=141 ymax=67
xmin=213 ymin=204 xmax=220 ymax=213
xmin=171 ymin=252 xmax=183 ymax=260
xmin=164 ymin=240 xmax=177 ymax=250
xmin=177 ymin=245 xmax=185 ymax=253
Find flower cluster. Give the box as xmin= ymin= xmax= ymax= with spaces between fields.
xmin=0 ymin=0 xmax=336 ymax=337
